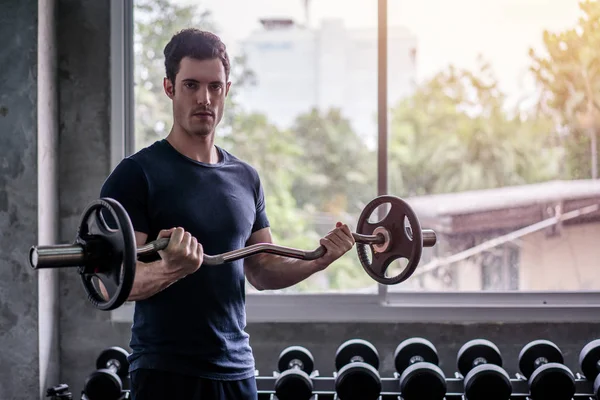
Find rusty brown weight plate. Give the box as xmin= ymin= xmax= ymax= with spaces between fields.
xmin=355 ymin=195 xmax=423 ymax=285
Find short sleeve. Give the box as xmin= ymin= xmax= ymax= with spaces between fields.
xmin=100 ymin=158 xmax=150 ymax=234
xmin=252 ymin=176 xmax=270 ymax=233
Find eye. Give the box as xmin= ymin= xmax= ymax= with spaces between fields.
xmin=210 ymin=84 xmax=222 ymax=91
xmin=184 ymin=82 xmax=197 ymax=89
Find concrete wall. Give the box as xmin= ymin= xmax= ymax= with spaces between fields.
xmin=445 ymin=221 xmax=600 ymax=291
xmin=521 ymin=222 xmax=600 ymax=290
xmin=55 ymin=0 xmax=121 ymax=398
xmin=0 ymin=0 xmax=40 ymax=399
xmin=2 ymin=1 xmax=600 ymax=399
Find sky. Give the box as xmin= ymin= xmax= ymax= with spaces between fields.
xmin=177 ymin=0 xmax=583 ymax=106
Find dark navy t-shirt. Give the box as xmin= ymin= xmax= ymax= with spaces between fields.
xmin=100 ymin=139 xmax=270 ymax=380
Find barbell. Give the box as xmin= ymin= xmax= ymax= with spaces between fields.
xmin=29 ymin=195 xmax=437 ymax=311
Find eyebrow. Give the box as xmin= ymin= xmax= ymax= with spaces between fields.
xmin=181 ymin=78 xmax=225 ymax=85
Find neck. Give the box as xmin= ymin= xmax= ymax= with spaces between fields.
xmin=166 ymin=125 xmax=219 ymax=164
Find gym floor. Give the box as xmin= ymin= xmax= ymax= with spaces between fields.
xmin=2 ymin=1 xmax=600 ymax=400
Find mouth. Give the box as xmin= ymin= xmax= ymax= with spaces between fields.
xmin=192 ymin=111 xmax=214 ymax=118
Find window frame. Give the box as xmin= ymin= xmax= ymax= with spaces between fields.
xmin=109 ymin=0 xmax=600 ymax=324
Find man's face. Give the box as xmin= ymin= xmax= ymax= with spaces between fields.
xmin=164 ymin=56 xmax=230 ymax=137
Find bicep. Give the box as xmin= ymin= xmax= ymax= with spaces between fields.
xmin=246 ymin=227 xmax=273 ymax=247
xmin=135 ymin=231 xmax=148 ymax=246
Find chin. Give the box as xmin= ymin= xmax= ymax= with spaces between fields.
xmin=190 ymin=128 xmax=213 ymax=137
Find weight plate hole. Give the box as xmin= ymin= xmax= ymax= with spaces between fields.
xmin=385 ymin=258 xmax=409 ymax=278
xmin=98 ymin=209 xmax=118 ymax=232
xmin=367 ymin=203 xmax=391 ymax=224
xmin=404 ymin=216 xmax=413 ymax=241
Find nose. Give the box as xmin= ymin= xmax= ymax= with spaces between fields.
xmin=196 ymin=86 xmax=210 ymax=105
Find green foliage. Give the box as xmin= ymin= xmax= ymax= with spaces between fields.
xmin=290 ymin=108 xmax=377 ymax=214
xmin=389 ymin=59 xmax=562 ymax=196
xmin=529 ymin=0 xmax=600 ymax=178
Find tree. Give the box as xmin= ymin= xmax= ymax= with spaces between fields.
xmin=529 ymin=0 xmax=600 ymax=179
xmin=389 ymin=58 xmax=562 ymax=196
xmin=289 ymin=107 xmax=377 ymax=214
xmin=278 ymin=107 xmax=378 ymax=291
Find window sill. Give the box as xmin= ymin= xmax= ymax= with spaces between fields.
xmin=110 ymin=291 xmax=600 ymax=324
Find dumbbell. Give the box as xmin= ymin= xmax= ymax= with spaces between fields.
xmin=579 ymin=339 xmax=600 ymax=398
xmin=46 ymin=384 xmax=73 ymax=400
xmin=518 ymin=339 xmax=575 ymax=400
xmin=456 ymin=339 xmax=512 ymax=400
xmin=334 ymin=339 xmax=381 ymax=400
xmin=274 ymin=346 xmax=314 ymax=400
xmin=83 ymin=346 xmax=130 ymax=400
xmin=393 ymin=337 xmax=446 ymax=400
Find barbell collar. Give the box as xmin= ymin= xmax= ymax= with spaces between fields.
xmin=29 ymin=244 xmax=85 ymax=269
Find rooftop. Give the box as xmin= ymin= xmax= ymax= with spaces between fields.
xmin=259 ymin=18 xmax=296 ymax=30
xmin=406 ymin=179 xmax=600 ymax=217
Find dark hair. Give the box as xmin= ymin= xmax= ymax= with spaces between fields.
xmin=163 ymin=28 xmax=230 ymax=85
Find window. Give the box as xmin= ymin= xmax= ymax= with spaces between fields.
xmin=110 ymin=0 xmax=600 ymax=323
xmin=385 ymin=0 xmax=600 ymax=298
xmin=132 ymin=0 xmax=381 ymax=295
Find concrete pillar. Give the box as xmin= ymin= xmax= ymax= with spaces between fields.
xmin=38 ymin=0 xmax=61 ymax=397
xmin=57 ymin=1 xmax=123 ymax=397
xmin=0 ymin=1 xmax=41 ymax=399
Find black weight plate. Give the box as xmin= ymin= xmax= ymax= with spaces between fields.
xmin=278 ymin=346 xmax=314 ymax=374
xmin=274 ymin=369 xmax=313 ymax=400
xmin=335 ymin=339 xmax=380 ymax=371
xmin=529 ymin=363 xmax=575 ymax=400
xmin=96 ymin=346 xmax=130 ymax=377
xmin=83 ymin=370 xmax=122 ymax=400
xmin=399 ymin=362 xmax=446 ymax=400
xmin=464 ymin=364 xmax=512 ymax=400
xmin=579 ymin=339 xmax=600 ymax=381
xmin=335 ymin=362 xmax=381 ymax=400
xmin=518 ymin=340 xmax=564 ymax=379
xmin=356 ymin=195 xmax=423 ymax=285
xmin=394 ymin=337 xmax=439 ymax=373
xmin=457 ymin=339 xmax=503 ymax=377
xmin=78 ymin=198 xmax=137 ymax=311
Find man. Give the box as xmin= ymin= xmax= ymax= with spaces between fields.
xmin=100 ymin=28 xmax=355 ymax=400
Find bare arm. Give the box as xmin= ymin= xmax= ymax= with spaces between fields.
xmin=126 ymin=231 xmax=182 ymax=301
xmin=244 ymin=224 xmax=354 ymax=291
xmin=101 ymin=228 xmax=202 ymax=301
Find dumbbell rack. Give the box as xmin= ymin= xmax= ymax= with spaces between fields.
xmin=255 ymin=372 xmax=596 ymax=399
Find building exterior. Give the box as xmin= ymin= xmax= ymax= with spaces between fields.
xmin=405 ymin=179 xmax=600 ymax=292
xmin=236 ymin=18 xmax=417 ymax=144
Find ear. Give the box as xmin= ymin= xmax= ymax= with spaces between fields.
xmin=163 ymin=77 xmax=175 ymax=99
xmin=225 ymin=81 xmax=232 ymax=97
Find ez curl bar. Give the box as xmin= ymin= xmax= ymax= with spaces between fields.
xmin=29 ymin=195 xmax=436 ymax=311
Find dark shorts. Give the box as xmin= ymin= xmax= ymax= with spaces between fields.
xmin=130 ymin=369 xmax=258 ymax=400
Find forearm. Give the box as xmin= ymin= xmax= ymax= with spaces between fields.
xmin=100 ymin=259 xmax=181 ymax=302
xmin=127 ymin=259 xmax=182 ymax=301
xmin=248 ymin=253 xmax=323 ymax=291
